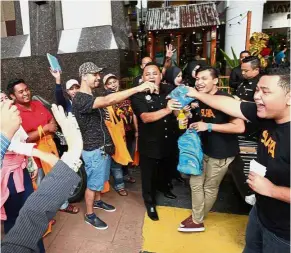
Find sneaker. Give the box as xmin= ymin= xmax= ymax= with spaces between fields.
xmin=180 ymin=215 xmax=193 ymax=227
xmin=94 ymin=200 xmax=116 ymax=212
xmin=178 ymin=219 xmax=205 ymax=232
xmin=85 ymin=213 xmax=108 ymax=230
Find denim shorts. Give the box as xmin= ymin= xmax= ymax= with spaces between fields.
xmin=82 ymin=148 xmax=111 ymax=191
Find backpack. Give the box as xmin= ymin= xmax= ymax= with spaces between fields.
xmin=177 ymin=129 xmax=203 ymax=176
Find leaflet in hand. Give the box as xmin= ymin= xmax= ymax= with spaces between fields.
xmin=47 ymin=53 xmax=62 ymax=72
xmin=249 ymin=159 xmax=267 ymax=177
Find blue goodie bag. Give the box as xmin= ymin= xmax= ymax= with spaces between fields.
xmin=168 ymin=85 xmax=195 ymax=107
xmin=177 ymin=129 xmax=203 ymax=176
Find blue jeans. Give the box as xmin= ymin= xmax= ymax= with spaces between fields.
xmin=4 ymin=169 xmax=45 ymax=253
xmin=82 ymin=148 xmax=111 ymax=191
xmin=111 ymin=159 xmax=125 ymax=191
xmin=243 ymin=205 xmax=290 ymax=253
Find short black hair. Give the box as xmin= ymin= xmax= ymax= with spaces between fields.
xmin=196 ymin=66 xmax=219 ymax=79
xmin=242 ymin=56 xmax=260 ymax=69
xmin=240 ymin=50 xmax=251 ymax=57
xmin=265 ymin=67 xmax=290 ymax=94
xmin=142 ymin=62 xmax=161 ymax=74
xmin=7 ymin=79 xmax=26 ymax=95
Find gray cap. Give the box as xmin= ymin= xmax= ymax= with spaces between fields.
xmin=79 ymin=62 xmax=103 ymax=77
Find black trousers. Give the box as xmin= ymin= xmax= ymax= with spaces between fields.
xmin=140 ymin=154 xmax=171 ymax=206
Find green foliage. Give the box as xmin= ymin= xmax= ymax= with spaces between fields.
xmin=220 ymin=47 xmax=240 ymax=69
xmin=128 ymin=65 xmax=140 ymax=77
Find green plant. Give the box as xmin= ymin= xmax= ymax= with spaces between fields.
xmin=128 ymin=65 xmax=140 ymax=77
xmin=219 ymin=47 xmax=240 ymax=69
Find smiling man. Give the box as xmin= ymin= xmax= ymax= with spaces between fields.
xmin=72 ymin=62 xmax=157 ymax=230
xmin=178 ymin=66 xmax=245 ymax=233
xmin=131 ymin=63 xmax=183 ymax=221
xmin=186 ymin=67 xmax=290 ymax=252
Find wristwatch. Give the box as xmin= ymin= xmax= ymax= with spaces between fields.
xmin=61 ymin=152 xmax=82 ymax=172
xmin=207 ymin=123 xmax=212 ymax=132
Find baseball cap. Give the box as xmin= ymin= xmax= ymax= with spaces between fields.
xmin=79 ymin=62 xmax=103 ymax=77
xmin=66 ymin=79 xmax=80 ymax=90
xmin=103 ymin=74 xmax=117 ymax=85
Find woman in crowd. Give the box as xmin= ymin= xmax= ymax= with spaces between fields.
xmin=103 ymin=74 xmax=137 ymax=196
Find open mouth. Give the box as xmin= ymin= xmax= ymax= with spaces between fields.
xmin=256 ymin=103 xmax=265 ymax=110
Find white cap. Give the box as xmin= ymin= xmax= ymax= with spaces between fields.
xmin=103 ymin=74 xmax=117 ymax=85
xmin=66 ymin=79 xmax=80 ymax=90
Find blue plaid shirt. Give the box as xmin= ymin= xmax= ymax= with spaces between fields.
xmin=1 ymin=133 xmax=10 ymax=167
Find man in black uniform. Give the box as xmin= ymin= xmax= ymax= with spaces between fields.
xmin=235 ymin=56 xmax=261 ymax=102
xmin=131 ymin=63 xmax=183 ymax=221
xmin=229 ymin=50 xmax=251 ymax=91
xmin=186 ymin=67 xmax=290 ymax=252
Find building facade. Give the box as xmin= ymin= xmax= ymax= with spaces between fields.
xmin=1 ymin=1 xmax=134 ymax=102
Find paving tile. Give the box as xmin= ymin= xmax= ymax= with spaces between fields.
xmin=58 ymin=202 xmax=123 ymax=243
xmin=107 ymin=243 xmax=142 ymax=253
xmin=77 ymin=240 xmax=111 ymax=253
xmin=48 ymin=235 xmax=84 ymax=252
xmin=43 ymin=211 xmax=69 ymax=249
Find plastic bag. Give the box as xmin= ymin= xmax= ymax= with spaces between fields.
xmin=177 ymin=129 xmax=203 ymax=176
xmin=168 ymin=85 xmax=195 ymax=108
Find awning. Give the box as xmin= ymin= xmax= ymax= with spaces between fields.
xmin=146 ymin=2 xmax=220 ymax=31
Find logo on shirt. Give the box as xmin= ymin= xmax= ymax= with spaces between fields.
xmin=261 ymin=130 xmax=276 ymax=158
xmin=201 ymin=109 xmax=216 ymax=118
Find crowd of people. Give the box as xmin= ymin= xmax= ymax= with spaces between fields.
xmin=0 ymin=43 xmax=290 ymax=253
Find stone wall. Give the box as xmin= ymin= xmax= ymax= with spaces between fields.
xmin=1 ymin=49 xmax=134 ymax=103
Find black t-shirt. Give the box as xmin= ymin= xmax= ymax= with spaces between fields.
xmin=235 ymin=75 xmax=261 ymax=102
xmin=241 ymin=102 xmax=290 ymax=241
xmin=199 ymin=90 xmax=240 ymax=159
xmin=72 ymin=92 xmax=114 ymax=154
xmin=131 ymin=92 xmax=176 ymax=159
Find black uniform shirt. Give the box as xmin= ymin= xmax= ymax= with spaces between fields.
xmin=235 ymin=75 xmax=261 ymax=102
xmin=131 ymin=91 xmax=176 ymax=159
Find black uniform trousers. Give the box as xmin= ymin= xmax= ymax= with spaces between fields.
xmin=140 ymin=154 xmax=171 ymax=207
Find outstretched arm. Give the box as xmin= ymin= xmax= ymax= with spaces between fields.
xmin=187 ymin=87 xmax=248 ymax=121
xmin=93 ymin=82 xmax=157 ymax=109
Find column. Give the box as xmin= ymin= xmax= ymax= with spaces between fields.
xmin=29 ymin=1 xmax=58 ymax=55
xmin=224 ymin=0 xmax=265 ymax=57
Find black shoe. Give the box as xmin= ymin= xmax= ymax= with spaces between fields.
xmin=85 ymin=213 xmax=108 ymax=230
xmin=146 ymin=205 xmax=159 ymax=221
xmin=164 ymin=191 xmax=177 ymax=199
xmin=93 ymin=200 xmax=116 ymax=212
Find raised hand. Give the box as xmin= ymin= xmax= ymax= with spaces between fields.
xmin=0 ymin=100 xmax=22 ymax=140
xmin=49 ymin=68 xmax=61 ymax=84
xmin=166 ymin=44 xmax=175 ymax=58
xmin=51 ymin=104 xmax=83 ymax=159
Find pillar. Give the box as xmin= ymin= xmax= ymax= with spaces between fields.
xmin=224 ymin=0 xmax=265 ymax=57
xmin=29 ymin=1 xmax=58 ymax=55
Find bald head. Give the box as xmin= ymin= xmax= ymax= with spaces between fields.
xmin=141 ymin=57 xmax=153 ymax=69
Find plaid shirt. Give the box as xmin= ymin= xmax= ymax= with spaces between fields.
xmin=1 ymin=133 xmax=10 ymax=167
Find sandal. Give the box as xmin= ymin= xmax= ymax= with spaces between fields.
xmin=124 ymin=176 xmax=136 ymax=184
xmin=117 ymin=188 xmax=128 ymax=196
xmin=59 ymin=204 xmax=79 ymax=214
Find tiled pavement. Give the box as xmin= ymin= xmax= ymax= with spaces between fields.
xmin=2 ymin=168 xmax=250 ymax=253
xmin=44 ymin=174 xmax=146 ymax=253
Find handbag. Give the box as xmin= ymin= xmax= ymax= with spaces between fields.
xmin=105 ymin=106 xmax=132 ymax=165
xmin=36 ymin=126 xmax=59 ymax=175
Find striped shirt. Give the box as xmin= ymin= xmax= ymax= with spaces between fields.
xmin=1 ymin=134 xmax=10 ymax=167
